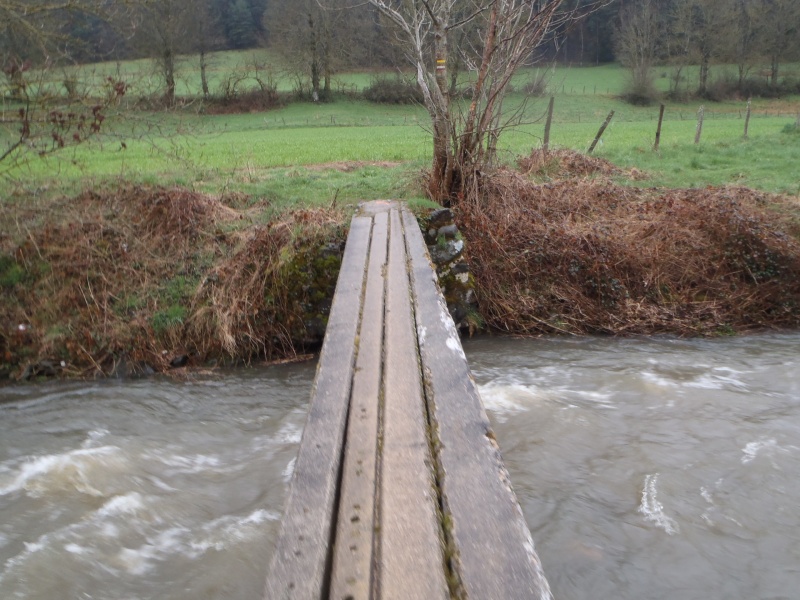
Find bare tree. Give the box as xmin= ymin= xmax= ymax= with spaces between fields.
xmin=615 ymin=0 xmax=662 ymax=104
xmin=365 ymin=0 xmax=595 ymax=204
xmin=191 ymin=0 xmax=222 ymax=99
xmin=731 ymin=0 xmax=757 ymax=89
xmin=669 ymin=0 xmax=732 ymax=96
xmin=131 ymin=0 xmax=195 ymax=107
xmin=755 ymin=0 xmax=800 ymax=87
xmin=268 ymin=0 xmax=380 ymax=100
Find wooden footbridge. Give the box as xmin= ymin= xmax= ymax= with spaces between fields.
xmin=264 ymin=201 xmax=551 ymax=600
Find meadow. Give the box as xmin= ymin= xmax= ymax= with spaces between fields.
xmin=2 ymin=53 xmax=800 ymax=207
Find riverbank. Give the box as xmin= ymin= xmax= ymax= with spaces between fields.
xmin=2 ymin=152 xmax=800 ymax=381
xmin=0 ymin=186 xmax=348 ymax=380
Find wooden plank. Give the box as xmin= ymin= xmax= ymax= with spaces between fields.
xmin=264 ymin=216 xmax=373 ymax=600
xmin=329 ymin=211 xmax=388 ymax=600
xmin=378 ymin=208 xmax=449 ymax=600
xmin=401 ymin=208 xmax=553 ymax=600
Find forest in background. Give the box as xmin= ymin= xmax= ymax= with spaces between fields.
xmin=2 ymin=0 xmax=799 ymax=105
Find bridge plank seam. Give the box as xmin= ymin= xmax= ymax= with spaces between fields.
xmin=402 ymin=208 xmax=553 ymax=600
xmin=264 ymin=216 xmax=373 ymax=600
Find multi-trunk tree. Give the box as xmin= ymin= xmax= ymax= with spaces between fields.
xmin=365 ymin=0 xmax=596 ymax=205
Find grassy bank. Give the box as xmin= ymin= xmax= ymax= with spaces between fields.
xmin=2 ymin=59 xmax=800 ymax=380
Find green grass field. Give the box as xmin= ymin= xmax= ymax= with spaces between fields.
xmin=3 ymin=56 xmax=799 ymax=205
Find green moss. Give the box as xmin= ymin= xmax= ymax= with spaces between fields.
xmin=275 ymin=237 xmax=344 ymax=342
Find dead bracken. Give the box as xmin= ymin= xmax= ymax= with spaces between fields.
xmin=0 ymin=185 xmax=345 ymax=380
xmin=458 ymin=151 xmax=800 ymax=336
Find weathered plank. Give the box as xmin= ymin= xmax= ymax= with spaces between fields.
xmin=264 ymin=216 xmax=373 ymax=600
xmin=266 ymin=202 xmax=551 ymax=600
xmin=378 ymin=208 xmax=449 ymax=600
xmin=329 ymin=211 xmax=389 ymax=600
xmin=402 ymin=208 xmax=553 ymax=600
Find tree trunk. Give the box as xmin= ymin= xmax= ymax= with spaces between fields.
xmin=308 ymin=7 xmax=320 ymax=98
xmin=430 ymin=15 xmax=454 ymax=203
xmin=698 ymin=54 xmax=709 ymax=96
xmin=311 ymin=60 xmax=320 ymax=98
xmin=770 ymin=55 xmax=779 ymax=87
xmin=200 ymin=49 xmax=210 ymax=98
xmin=164 ymin=49 xmax=176 ymax=107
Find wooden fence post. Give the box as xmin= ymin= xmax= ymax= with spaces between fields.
xmin=543 ymin=96 xmax=555 ymax=154
xmin=743 ymin=98 xmax=752 ymax=140
xmin=654 ymin=104 xmax=665 ymax=151
xmin=588 ymin=110 xmax=614 ymax=154
xmin=695 ymin=106 xmax=705 ymax=145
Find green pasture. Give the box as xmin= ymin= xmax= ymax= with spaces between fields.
xmin=3 ymin=57 xmax=799 ymax=205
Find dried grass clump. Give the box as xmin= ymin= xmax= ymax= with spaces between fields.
xmin=517 ymin=148 xmax=624 ymax=179
xmin=189 ymin=207 xmax=344 ymax=360
xmin=459 ymin=168 xmax=800 ymax=335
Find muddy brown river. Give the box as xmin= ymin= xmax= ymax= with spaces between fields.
xmin=2 ymin=333 xmax=799 ymax=599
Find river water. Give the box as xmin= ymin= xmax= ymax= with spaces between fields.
xmin=1 ymin=333 xmax=799 ymax=599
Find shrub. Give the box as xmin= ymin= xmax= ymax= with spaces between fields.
xmin=696 ymin=74 xmax=799 ymax=102
xmin=782 ymin=122 xmax=800 ymax=135
xmin=621 ymin=80 xmax=659 ymax=106
xmin=0 ymin=255 xmax=25 ymax=289
xmin=522 ymin=71 xmax=549 ymax=97
xmin=363 ymin=75 xmax=424 ymax=105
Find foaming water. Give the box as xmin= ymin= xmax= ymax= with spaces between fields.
xmin=0 ymin=362 xmax=314 ymax=600
xmin=465 ymin=333 xmax=800 ymax=600
xmin=4 ymin=334 xmax=800 ymax=599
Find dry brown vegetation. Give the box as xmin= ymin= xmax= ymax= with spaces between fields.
xmin=0 ymin=186 xmax=345 ymax=380
xmin=4 ymin=149 xmax=800 ymax=381
xmin=459 ymin=149 xmax=800 ymax=336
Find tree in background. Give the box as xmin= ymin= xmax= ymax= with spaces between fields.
xmin=266 ymin=0 xmax=386 ymax=99
xmin=755 ymin=0 xmax=800 ymax=87
xmin=189 ymin=0 xmax=224 ymax=98
xmin=615 ymin=0 xmax=662 ymax=104
xmin=227 ymin=0 xmax=258 ymax=48
xmin=730 ymin=0 xmax=757 ymax=89
xmin=267 ymin=0 xmax=332 ymax=99
xmin=669 ymin=0 xmax=730 ymax=96
xmin=130 ymin=0 xmax=196 ymax=107
xmin=209 ymin=0 xmax=265 ymax=49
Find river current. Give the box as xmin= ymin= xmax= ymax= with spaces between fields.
xmin=2 ymin=333 xmax=799 ymax=599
